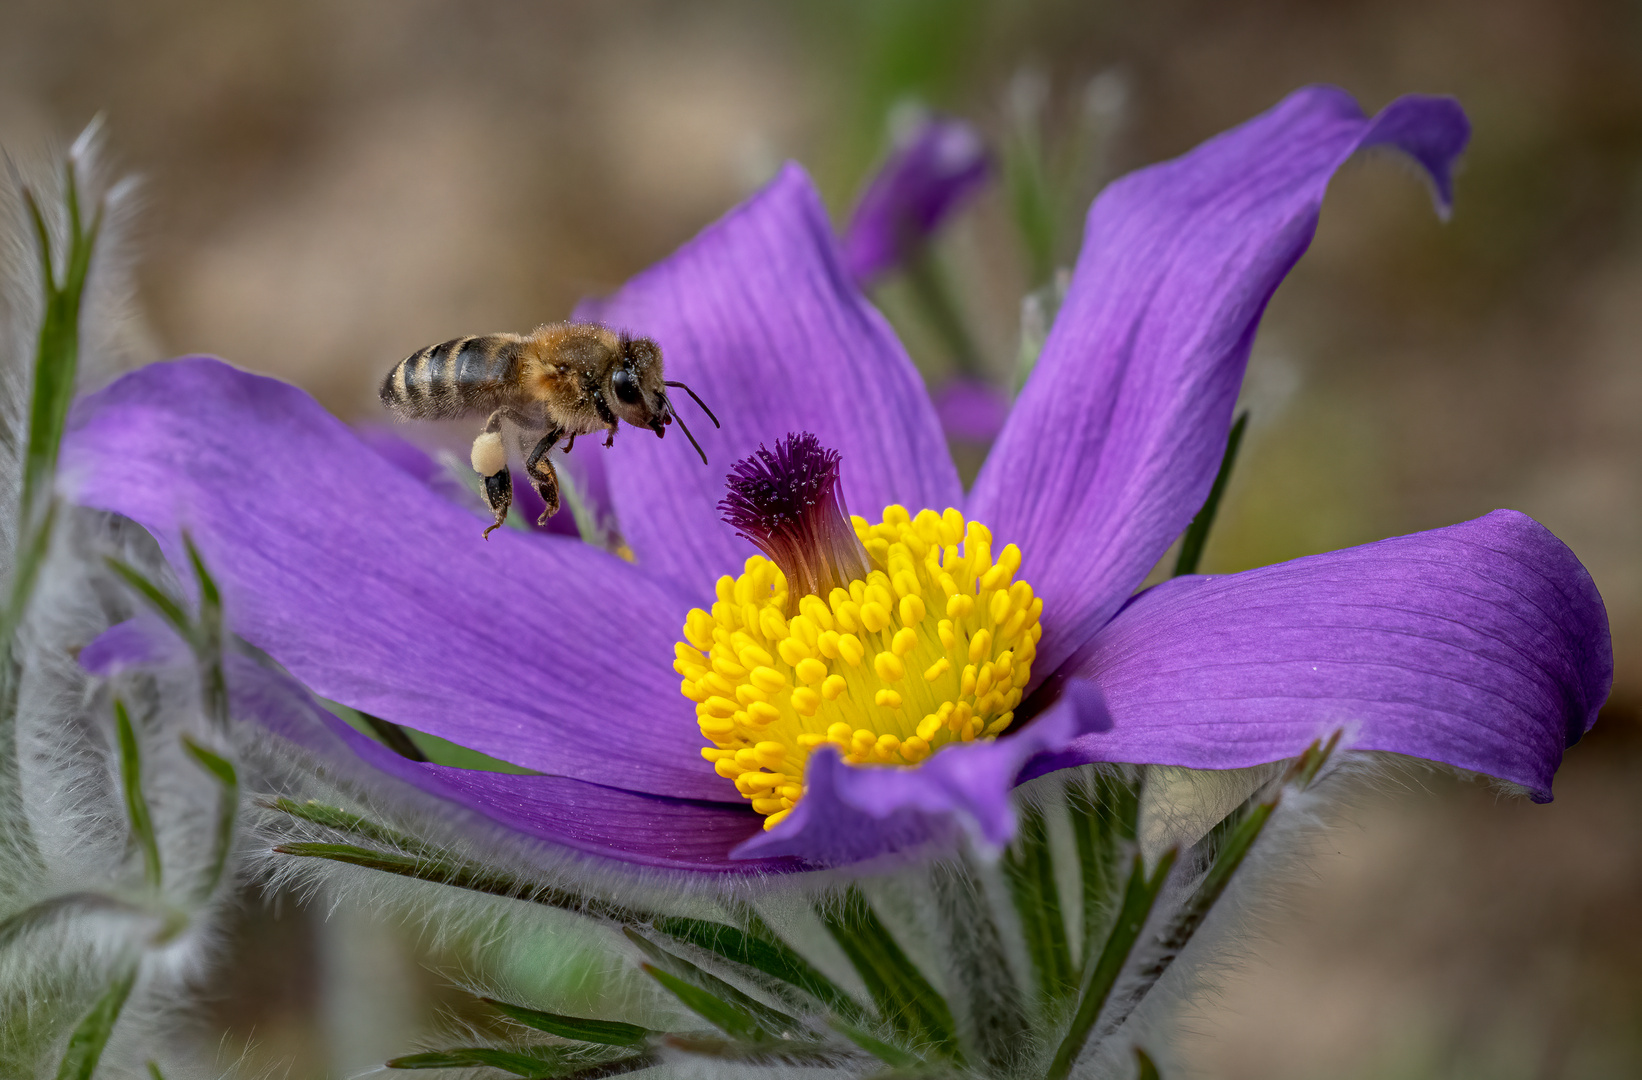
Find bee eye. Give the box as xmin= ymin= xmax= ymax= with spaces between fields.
xmin=612 ymin=367 xmax=643 ymax=405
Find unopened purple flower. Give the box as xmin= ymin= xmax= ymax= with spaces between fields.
xmin=843 ymin=113 xmax=992 ymax=284
xmin=63 ymin=87 xmax=1610 ymax=876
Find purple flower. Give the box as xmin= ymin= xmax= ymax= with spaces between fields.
xmin=842 ymin=113 xmax=992 ymax=284
xmin=61 ymin=87 xmax=1609 ymax=876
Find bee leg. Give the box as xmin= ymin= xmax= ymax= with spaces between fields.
xmin=471 ymin=416 xmax=517 ymax=539
xmin=562 ymin=433 xmax=576 ymax=453
xmin=480 ymin=468 xmax=512 ymax=540
xmin=524 ymin=427 xmax=565 ymax=524
xmin=588 ymin=387 xmax=619 ymax=449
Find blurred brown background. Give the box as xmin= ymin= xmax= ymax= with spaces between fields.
xmin=2 ymin=1 xmax=1638 ymax=1077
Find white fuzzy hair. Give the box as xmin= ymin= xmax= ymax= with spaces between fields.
xmin=0 ymin=123 xmax=232 ymax=1080
xmin=241 ymin=711 xmax=1423 ymax=1079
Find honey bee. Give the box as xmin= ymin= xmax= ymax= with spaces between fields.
xmin=380 ymin=323 xmax=718 ymax=538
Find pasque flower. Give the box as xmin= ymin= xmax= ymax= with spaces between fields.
xmin=62 ymin=87 xmax=1610 ymax=874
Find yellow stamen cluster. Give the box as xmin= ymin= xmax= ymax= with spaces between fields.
xmin=675 ymin=505 xmax=1043 ymax=830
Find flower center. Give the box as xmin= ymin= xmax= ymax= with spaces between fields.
xmin=674 ymin=433 xmax=1043 ymax=830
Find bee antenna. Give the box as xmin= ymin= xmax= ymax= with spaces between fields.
xmin=671 ymin=405 xmax=709 ymax=465
xmin=664 ymin=381 xmax=721 ymax=428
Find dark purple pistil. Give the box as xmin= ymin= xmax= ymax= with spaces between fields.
xmin=719 ymin=432 xmax=870 ymax=598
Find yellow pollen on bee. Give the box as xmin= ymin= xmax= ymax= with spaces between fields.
xmin=470 ymin=430 xmax=508 ymax=476
xmin=678 ymin=507 xmax=1043 ymax=830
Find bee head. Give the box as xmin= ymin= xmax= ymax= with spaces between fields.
xmin=611 ymin=332 xmax=720 ymax=465
xmin=609 ymin=334 xmax=670 ymax=432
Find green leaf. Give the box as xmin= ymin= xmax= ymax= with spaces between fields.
xmin=103 ymin=542 xmax=230 ymax=732
xmin=23 ymin=181 xmax=55 ymax=287
xmin=652 ymin=915 xmax=863 ymax=1021
xmin=1044 ymin=848 xmax=1178 ymax=1080
xmin=1135 ymin=1046 xmax=1163 ymax=1080
xmin=277 ymin=840 xmax=525 ymax=895
xmin=664 ymin=1033 xmax=843 ymax=1067
xmin=54 ymin=963 xmax=136 ymax=1080
xmin=0 ymin=148 xmax=102 ymax=870
xmin=481 ymin=998 xmax=650 ymax=1047
xmin=826 ymin=1017 xmax=923 ymax=1069
xmin=386 ymin=1047 xmax=573 ymax=1074
xmin=928 ymin=859 xmax=1028 ymax=1073
xmin=2 ymin=496 xmax=58 ymax=650
xmin=1066 ymin=767 xmax=1139 ymax=971
xmin=114 ymin=699 xmax=161 ymax=889
xmin=641 ymin=964 xmax=767 ymax=1042
xmin=272 ymin=841 xmax=647 ymax=924
xmin=624 ymin=928 xmax=804 ymax=1039
xmin=268 ymin=797 xmax=424 ymax=850
xmin=388 ymin=1047 xmax=654 ymax=1078
xmin=1172 ymin=410 xmax=1248 ymax=577
xmin=180 ymin=735 xmax=237 ymax=899
xmin=553 ymin=1056 xmax=660 ymax=1079
xmin=102 ymin=558 xmax=190 ymax=641
xmin=181 ymin=533 xmax=228 ymax=728
xmin=1002 ymin=802 xmax=1075 ymax=1002
xmin=21 ymin=166 xmax=102 ymax=540
xmin=179 ymin=735 xmax=235 ymax=788
xmin=818 ymin=886 xmax=962 ymax=1061
xmin=1096 ymin=735 xmax=1343 ymax=1043
xmin=145 ymin=1063 xmax=167 ymax=1080
xmin=181 ymin=532 xmax=220 ymax=617
xmin=1174 ymin=740 xmax=1336 ymax=960
xmin=1287 ymin=730 xmax=1341 ymax=790
xmin=3 ymin=159 xmax=102 ymax=726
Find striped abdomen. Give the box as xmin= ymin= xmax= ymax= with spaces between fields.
xmin=380 ymin=334 xmax=525 ymax=420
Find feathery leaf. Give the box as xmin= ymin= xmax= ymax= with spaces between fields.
xmin=819 ymin=886 xmax=962 ymax=1061
xmin=114 ymin=699 xmax=161 ymax=889
xmin=180 ymin=736 xmax=237 ymax=899
xmin=53 ymin=963 xmax=136 ymax=1080
xmin=1045 ymin=848 xmax=1178 ymax=1080
xmin=653 ymin=914 xmax=864 ymax=1020
xmin=481 ymin=998 xmax=652 ymax=1047
xmin=624 ymin=928 xmax=805 ymax=1039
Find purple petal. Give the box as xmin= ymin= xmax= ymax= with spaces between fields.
xmin=732 ymin=680 xmax=1112 ymax=864
xmin=85 ymin=618 xmax=785 ymax=873
xmin=79 ymin=614 xmax=191 ymax=676
xmin=238 ymin=654 xmax=784 ymax=873
xmin=354 ymin=425 xmax=448 ymax=489
xmin=575 ymin=164 xmax=962 ymax=597
xmin=969 ymin=87 xmax=1470 ymax=677
xmin=933 ymin=377 xmax=1011 ymax=444
xmin=61 ymin=358 xmax=728 ymax=801
xmin=843 ymin=113 xmax=993 ymax=283
xmin=1025 ymin=511 xmax=1611 ymax=801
